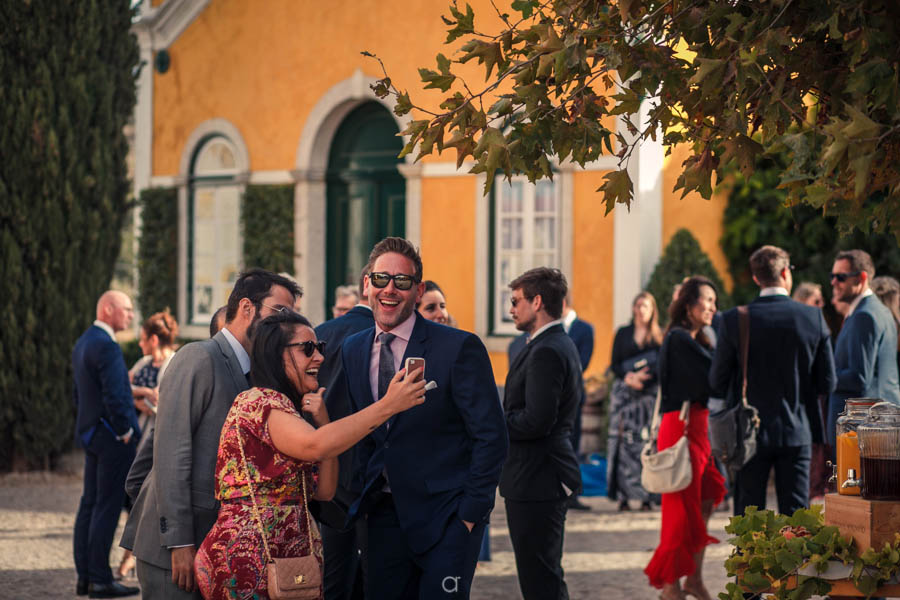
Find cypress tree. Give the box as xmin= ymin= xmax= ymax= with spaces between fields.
xmin=137 ymin=187 xmax=178 ymax=317
xmin=0 ymin=1 xmax=138 ymax=469
xmin=646 ymin=229 xmax=730 ymax=325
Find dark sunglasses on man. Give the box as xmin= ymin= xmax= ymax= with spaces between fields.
xmin=286 ymin=340 xmax=326 ymax=357
xmin=830 ymin=271 xmax=861 ymax=283
xmin=369 ymin=272 xmax=418 ymax=291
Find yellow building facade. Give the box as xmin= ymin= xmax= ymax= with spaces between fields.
xmin=133 ymin=0 xmax=729 ymax=382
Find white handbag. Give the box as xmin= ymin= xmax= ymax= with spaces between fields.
xmin=640 ymin=390 xmax=693 ymax=494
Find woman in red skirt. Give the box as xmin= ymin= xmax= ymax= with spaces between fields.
xmin=645 ymin=276 xmax=726 ymax=600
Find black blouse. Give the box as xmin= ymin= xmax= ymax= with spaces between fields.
xmin=659 ymin=327 xmax=715 ymax=413
xmin=610 ymin=324 xmax=661 ymax=379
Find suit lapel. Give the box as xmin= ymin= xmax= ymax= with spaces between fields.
xmin=213 ymin=332 xmax=249 ymax=393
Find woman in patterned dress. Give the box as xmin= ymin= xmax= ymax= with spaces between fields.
xmin=194 ymin=311 xmax=426 ymax=600
xmin=607 ymin=292 xmax=663 ymax=511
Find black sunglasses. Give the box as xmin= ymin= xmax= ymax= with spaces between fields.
xmin=830 ymin=271 xmax=861 ymax=283
xmin=286 ymin=340 xmax=326 ymax=357
xmin=369 ymin=272 xmax=418 ymax=291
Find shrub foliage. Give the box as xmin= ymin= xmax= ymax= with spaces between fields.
xmin=137 ymin=188 xmax=178 ymax=317
xmin=242 ymin=185 xmax=295 ymax=274
xmin=646 ymin=229 xmax=729 ymax=325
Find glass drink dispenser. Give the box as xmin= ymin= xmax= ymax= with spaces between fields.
xmin=856 ymin=402 xmax=900 ymax=501
xmin=836 ymin=399 xmax=877 ymax=495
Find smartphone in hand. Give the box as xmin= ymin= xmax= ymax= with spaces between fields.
xmin=404 ymin=357 xmax=425 ymax=382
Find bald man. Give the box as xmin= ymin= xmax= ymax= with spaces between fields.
xmin=72 ymin=291 xmax=141 ymax=598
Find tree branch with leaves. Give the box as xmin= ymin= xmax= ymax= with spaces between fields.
xmin=367 ymin=0 xmax=900 ymax=239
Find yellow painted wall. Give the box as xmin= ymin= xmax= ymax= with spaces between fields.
xmin=662 ymin=144 xmax=732 ymax=290
xmin=572 ymin=171 xmax=616 ymax=378
xmin=419 ymin=177 xmax=477 ymax=332
xmin=152 ymin=0 xmax=504 ymax=175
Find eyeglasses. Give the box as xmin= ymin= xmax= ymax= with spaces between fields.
xmin=369 ymin=272 xmax=418 ymax=291
xmin=286 ymin=341 xmax=326 ymax=357
xmin=261 ymin=302 xmax=291 ymax=315
xmin=830 ymin=271 xmax=861 ymax=283
xmin=510 ymin=295 xmax=532 ymax=308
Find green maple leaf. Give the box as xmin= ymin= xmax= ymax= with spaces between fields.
xmin=597 ymin=169 xmax=633 ymax=214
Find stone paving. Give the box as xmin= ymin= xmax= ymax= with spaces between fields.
xmin=0 ymin=456 xmax=743 ymax=600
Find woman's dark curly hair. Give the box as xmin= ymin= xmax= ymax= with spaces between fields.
xmin=249 ymin=311 xmax=314 ymax=410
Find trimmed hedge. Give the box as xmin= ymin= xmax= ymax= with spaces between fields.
xmin=0 ymin=0 xmax=138 ymax=469
xmin=137 ymin=187 xmax=178 ymax=316
xmin=646 ymin=229 xmax=730 ymax=325
xmin=242 ymin=185 xmax=294 ymax=273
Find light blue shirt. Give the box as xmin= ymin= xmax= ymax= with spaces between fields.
xmin=221 ymin=326 xmax=250 ymax=375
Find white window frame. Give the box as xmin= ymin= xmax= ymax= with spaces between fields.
xmin=491 ymin=176 xmax=563 ymax=336
xmin=189 ymin=135 xmax=243 ymax=326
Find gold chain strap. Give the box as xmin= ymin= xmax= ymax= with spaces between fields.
xmin=235 ymin=419 xmax=315 ymax=564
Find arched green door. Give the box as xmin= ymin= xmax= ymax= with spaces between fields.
xmin=326 ymin=102 xmax=405 ymax=317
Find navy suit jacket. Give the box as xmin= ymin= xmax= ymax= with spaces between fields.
xmin=72 ymin=325 xmax=140 ymax=442
xmin=312 ymin=305 xmax=375 ymax=524
xmin=832 ymin=294 xmax=900 ymax=407
xmin=709 ymin=295 xmax=836 ymax=447
xmin=567 ymin=317 xmax=594 ymax=371
xmin=342 ymin=312 xmax=508 ymax=554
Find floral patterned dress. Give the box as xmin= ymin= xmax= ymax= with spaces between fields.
xmin=195 ymin=387 xmax=322 ymax=600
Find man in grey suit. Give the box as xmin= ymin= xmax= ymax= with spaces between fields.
xmin=126 ymin=269 xmax=301 ymax=599
xmin=827 ymin=249 xmax=900 ymax=445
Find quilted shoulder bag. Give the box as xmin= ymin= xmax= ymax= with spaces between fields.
xmin=236 ymin=429 xmax=321 ymax=600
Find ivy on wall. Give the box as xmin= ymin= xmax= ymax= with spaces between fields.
xmin=137 ymin=187 xmax=178 ymax=317
xmin=242 ymin=185 xmax=294 ymax=274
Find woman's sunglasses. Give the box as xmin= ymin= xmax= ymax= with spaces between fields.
xmin=369 ymin=272 xmax=418 ymax=291
xmin=286 ymin=341 xmax=326 ymax=357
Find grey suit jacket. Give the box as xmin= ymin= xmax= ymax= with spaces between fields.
xmin=125 ymin=331 xmax=249 ymax=569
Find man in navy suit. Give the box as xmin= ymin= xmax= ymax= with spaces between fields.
xmin=314 ymin=270 xmax=373 ymax=600
xmin=72 ymin=290 xmax=141 ymax=598
xmin=710 ymin=246 xmax=836 ymax=516
xmin=828 ymin=249 xmax=900 ymax=444
xmin=342 ymin=237 xmax=508 ymax=599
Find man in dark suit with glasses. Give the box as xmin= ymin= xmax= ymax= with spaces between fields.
xmin=501 ymin=267 xmax=583 ymax=600
xmin=827 ymin=249 xmax=900 ymax=445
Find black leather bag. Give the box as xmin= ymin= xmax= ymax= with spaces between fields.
xmin=621 ymin=348 xmax=659 ymax=374
xmin=708 ymin=306 xmax=760 ymax=477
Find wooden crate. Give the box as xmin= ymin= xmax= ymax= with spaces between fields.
xmin=824 ymin=493 xmax=900 ymax=551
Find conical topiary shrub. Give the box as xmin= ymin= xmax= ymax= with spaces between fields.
xmin=645 ymin=228 xmax=730 ymax=325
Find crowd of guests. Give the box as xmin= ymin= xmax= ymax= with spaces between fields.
xmin=71 ymin=237 xmax=593 ymax=600
xmin=70 ymin=237 xmax=900 ymax=600
xmin=605 ymin=246 xmax=899 ymax=600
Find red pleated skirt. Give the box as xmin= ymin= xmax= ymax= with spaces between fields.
xmin=644 ymin=404 xmax=726 ymax=588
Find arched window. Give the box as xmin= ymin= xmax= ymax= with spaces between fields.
xmin=189 ymin=135 xmax=242 ymax=324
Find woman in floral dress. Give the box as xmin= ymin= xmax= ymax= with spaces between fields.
xmin=194 ymin=312 xmax=426 ymax=600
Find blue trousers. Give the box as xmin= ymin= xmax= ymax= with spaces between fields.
xmin=73 ymin=425 xmax=136 ymax=584
xmin=365 ymin=495 xmax=485 ymax=600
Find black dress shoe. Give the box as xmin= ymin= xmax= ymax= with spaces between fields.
xmin=88 ymin=581 xmax=140 ymax=598
xmin=76 ymin=580 xmax=88 ymax=596
xmin=567 ymin=496 xmax=591 ymax=511
xmin=618 ymin=500 xmax=631 ymax=511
